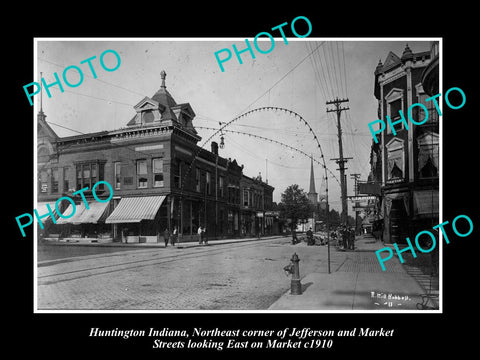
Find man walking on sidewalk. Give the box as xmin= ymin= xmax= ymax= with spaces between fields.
xmin=163 ymin=228 xmax=170 ymax=248
xmin=197 ymin=226 xmax=202 ymax=244
xmin=171 ymin=226 xmax=178 ymax=246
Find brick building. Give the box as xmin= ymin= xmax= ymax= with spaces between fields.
xmin=365 ymin=43 xmax=440 ymax=244
xmin=239 ymin=173 xmax=276 ymax=236
xmin=37 ymin=70 xmax=275 ymax=243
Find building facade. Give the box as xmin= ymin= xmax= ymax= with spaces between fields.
xmin=239 ymin=173 xmax=277 ymax=236
xmin=366 ymin=43 xmax=439 ymax=244
xmin=37 ymin=70 xmax=275 ymax=243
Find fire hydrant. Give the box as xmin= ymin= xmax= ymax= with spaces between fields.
xmin=283 ymin=253 xmax=302 ymax=295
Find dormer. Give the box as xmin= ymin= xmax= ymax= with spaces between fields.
xmin=129 ymin=97 xmax=165 ymax=126
xmin=172 ymin=103 xmax=197 ymax=134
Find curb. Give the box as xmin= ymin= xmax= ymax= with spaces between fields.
xmin=40 ymin=235 xmax=288 ymax=249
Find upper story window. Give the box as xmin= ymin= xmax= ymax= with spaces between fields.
xmin=206 ymin=171 xmax=211 ymax=195
xmin=63 ymin=167 xmax=70 ymax=193
xmin=76 ymin=162 xmax=105 ymax=191
xmin=417 ymin=132 xmax=439 ymax=179
xmin=38 ymin=146 xmax=50 ymax=165
xmin=137 ymin=160 xmax=148 ymax=188
xmin=385 ymin=88 xmax=405 ymax=135
xmin=152 ymin=158 xmax=164 ymax=187
xmin=195 ymin=168 xmax=201 ymax=192
xmin=218 ymin=176 xmax=224 ymax=198
xmin=243 ymin=189 xmax=249 ymax=207
xmin=143 ymin=110 xmax=155 ymax=124
xmin=114 ymin=162 xmax=121 ymax=190
xmin=385 ymin=138 xmax=405 ymax=183
xmin=173 ymin=161 xmax=181 ymax=189
xmin=415 ymin=88 xmax=439 ymax=125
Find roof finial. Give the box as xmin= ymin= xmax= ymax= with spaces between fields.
xmin=160 ymin=70 xmax=166 ymax=89
xmin=401 ymin=43 xmax=413 ymax=62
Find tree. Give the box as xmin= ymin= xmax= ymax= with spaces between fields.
xmin=316 ymin=205 xmax=341 ymax=228
xmin=278 ymin=184 xmax=314 ymax=231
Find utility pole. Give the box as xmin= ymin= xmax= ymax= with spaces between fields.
xmin=327 ymin=97 xmax=351 ymax=226
xmin=350 ymin=173 xmax=361 ymax=234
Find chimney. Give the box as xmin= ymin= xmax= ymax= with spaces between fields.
xmin=211 ymin=141 xmax=218 ymax=155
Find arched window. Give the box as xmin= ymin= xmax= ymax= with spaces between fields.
xmin=417 ymin=132 xmax=439 ymax=179
xmin=386 ymin=138 xmax=405 ymax=182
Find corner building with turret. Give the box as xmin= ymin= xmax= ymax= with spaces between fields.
xmin=367 ymin=43 xmax=440 ymax=244
xmin=37 ymin=71 xmax=275 ymax=243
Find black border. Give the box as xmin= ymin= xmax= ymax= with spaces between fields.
xmin=9 ymin=6 xmax=477 ymax=356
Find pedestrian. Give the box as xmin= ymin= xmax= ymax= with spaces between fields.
xmin=202 ymin=227 xmax=208 ymax=245
xmin=306 ymin=227 xmax=314 ymax=246
xmin=344 ymin=226 xmax=350 ymax=250
xmin=339 ymin=226 xmax=347 ymax=250
xmin=197 ymin=226 xmax=203 ymax=244
xmin=163 ymin=228 xmax=170 ymax=248
xmin=330 ymin=230 xmax=337 ymax=246
xmin=291 ymin=228 xmax=298 ymax=245
xmin=171 ymin=226 xmax=178 ymax=246
xmin=350 ymin=228 xmax=355 ymax=250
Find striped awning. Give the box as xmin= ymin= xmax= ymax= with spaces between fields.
xmin=36 ymin=201 xmax=59 ymax=220
xmin=105 ymin=196 xmax=166 ymax=224
xmin=79 ymin=202 xmax=110 ymax=224
xmin=56 ymin=203 xmax=87 ymax=225
xmin=56 ymin=201 xmax=110 ymax=225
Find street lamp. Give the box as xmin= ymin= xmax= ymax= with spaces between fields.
xmin=219 ymin=121 xmax=225 ymax=149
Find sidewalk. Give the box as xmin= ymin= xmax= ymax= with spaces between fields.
xmin=41 ymin=234 xmax=286 ymax=249
xmin=268 ymin=234 xmax=439 ymax=311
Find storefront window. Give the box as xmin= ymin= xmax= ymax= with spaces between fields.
xmin=51 ymin=168 xmax=59 ymax=193
xmin=39 ymin=170 xmax=48 ymax=193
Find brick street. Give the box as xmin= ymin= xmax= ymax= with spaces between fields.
xmin=36 ymin=236 xmax=433 ymax=310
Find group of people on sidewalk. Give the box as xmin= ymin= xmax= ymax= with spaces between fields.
xmin=290 ymin=225 xmax=356 ymax=250
xmin=163 ymin=227 xmax=178 ymax=247
xmin=163 ymin=226 xmax=208 ymax=247
xmin=331 ymin=225 xmax=355 ymax=250
xmin=291 ymin=227 xmax=325 ymax=246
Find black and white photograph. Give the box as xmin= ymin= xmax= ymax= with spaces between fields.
xmin=8 ymin=7 xmax=478 ymax=356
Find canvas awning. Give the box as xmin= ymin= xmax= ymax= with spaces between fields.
xmin=56 ymin=203 xmax=87 ymax=225
xmin=56 ymin=201 xmax=110 ymax=225
xmin=78 ymin=202 xmax=110 ymax=224
xmin=36 ymin=201 xmax=59 ymax=221
xmin=105 ymin=196 xmax=166 ymax=224
xmin=413 ymin=190 xmax=439 ymax=217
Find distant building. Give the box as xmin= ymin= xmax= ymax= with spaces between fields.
xmin=365 ymin=43 xmax=439 ymax=244
xmin=239 ymin=173 xmax=277 ymax=236
xmin=37 ymin=70 xmax=276 ymax=243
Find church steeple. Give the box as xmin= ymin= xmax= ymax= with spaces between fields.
xmin=37 ymin=71 xmax=46 ymax=123
xmin=307 ymin=156 xmax=318 ymax=205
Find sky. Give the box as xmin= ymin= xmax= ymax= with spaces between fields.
xmin=34 ymin=38 xmax=433 ymax=214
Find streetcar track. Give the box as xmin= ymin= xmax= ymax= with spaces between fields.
xmin=38 ymin=238 xmax=290 ymax=284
